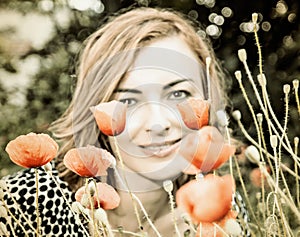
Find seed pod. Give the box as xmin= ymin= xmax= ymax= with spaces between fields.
xmin=257 ymin=74 xmax=267 ymax=87
xmin=252 ymin=13 xmax=258 ymax=23
xmin=245 ymin=145 xmax=260 ymax=164
xmin=283 ymin=84 xmax=290 ymax=94
xmin=163 ymin=180 xmax=173 ymax=193
xmin=270 ymin=135 xmax=278 ymax=148
xmin=234 ymin=71 xmax=242 ymax=81
xmin=232 ymin=110 xmax=241 ymax=121
xmin=238 ymin=49 xmax=247 ymax=62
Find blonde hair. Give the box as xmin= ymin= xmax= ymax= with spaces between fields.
xmin=49 ymin=7 xmax=229 ymax=190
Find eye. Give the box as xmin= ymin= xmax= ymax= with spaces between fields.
xmin=168 ymin=90 xmax=191 ymax=100
xmin=119 ymin=98 xmax=137 ymax=106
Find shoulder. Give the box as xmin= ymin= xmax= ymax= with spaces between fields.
xmin=232 ymin=191 xmax=251 ymax=237
xmin=0 ymin=164 xmax=87 ymax=236
xmin=2 ymin=165 xmax=71 ymax=201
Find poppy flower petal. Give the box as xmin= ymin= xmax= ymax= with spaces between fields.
xmin=75 ymin=182 xmax=120 ymax=210
xmin=177 ymin=98 xmax=210 ymax=130
xmin=182 ymin=163 xmax=202 ymax=175
xmin=195 ymin=210 xmax=239 ymax=237
xmin=196 ymin=222 xmax=222 ymax=237
xmin=176 ymin=174 xmax=235 ymax=224
xmin=179 ymin=126 xmax=235 ymax=172
xmin=64 ymin=146 xmax=115 ymax=177
xmin=90 ymin=100 xmax=127 ymax=136
xmin=250 ymin=167 xmax=270 ymax=188
xmin=5 ymin=133 xmax=58 ymax=168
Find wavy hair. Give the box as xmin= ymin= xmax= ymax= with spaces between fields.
xmin=49 ymin=7 xmax=229 ymax=191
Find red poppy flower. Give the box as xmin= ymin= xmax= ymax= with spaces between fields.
xmin=90 ymin=100 xmax=127 ymax=136
xmin=75 ymin=182 xmax=120 ymax=210
xmin=177 ymin=98 xmax=210 ymax=130
xmin=250 ymin=167 xmax=270 ymax=188
xmin=64 ymin=145 xmax=115 ymax=177
xmin=196 ymin=210 xmax=238 ymax=237
xmin=5 ymin=132 xmax=58 ymax=168
xmin=180 ymin=126 xmax=235 ymax=173
xmin=176 ymin=174 xmax=235 ymax=224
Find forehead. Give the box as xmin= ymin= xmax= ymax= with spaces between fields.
xmin=119 ymin=36 xmax=204 ymax=89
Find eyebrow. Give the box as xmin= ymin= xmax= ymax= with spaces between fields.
xmin=114 ymin=78 xmax=193 ymax=94
xmin=163 ymin=79 xmax=192 ymax=90
xmin=114 ymin=88 xmax=142 ymax=94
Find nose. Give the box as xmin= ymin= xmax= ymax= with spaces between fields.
xmin=144 ymin=103 xmax=171 ymax=135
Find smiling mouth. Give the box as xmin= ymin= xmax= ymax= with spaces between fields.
xmin=139 ymin=138 xmax=182 ymax=158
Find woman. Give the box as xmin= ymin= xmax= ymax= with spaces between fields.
xmin=1 ymin=7 xmax=250 ymax=236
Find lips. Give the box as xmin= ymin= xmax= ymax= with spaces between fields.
xmin=139 ymin=138 xmax=181 ymax=158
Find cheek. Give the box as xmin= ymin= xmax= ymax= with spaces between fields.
xmin=125 ymin=107 xmax=147 ymax=140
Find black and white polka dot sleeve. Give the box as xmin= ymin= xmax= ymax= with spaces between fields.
xmin=232 ymin=191 xmax=251 ymax=236
xmin=0 ymin=166 xmax=87 ymax=236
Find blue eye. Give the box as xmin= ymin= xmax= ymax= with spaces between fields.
xmin=168 ymin=90 xmax=191 ymax=100
xmin=119 ymin=98 xmax=137 ymax=106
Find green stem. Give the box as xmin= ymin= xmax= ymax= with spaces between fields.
xmin=2 ymin=199 xmax=28 ymax=237
xmin=47 ymin=171 xmax=90 ymax=236
xmin=295 ymin=140 xmax=300 ymax=208
xmin=167 ymin=190 xmax=180 ymax=237
xmin=233 ymin=156 xmax=262 ymax=235
xmin=131 ymin=193 xmax=162 ymax=237
xmin=111 ymin=229 xmax=144 ymax=236
xmin=241 ymin=58 xmax=298 ymax=163
xmin=262 ymin=166 xmax=300 ymax=221
xmin=294 ymin=81 xmax=300 ymax=115
xmin=113 ymin=137 xmax=143 ymax=231
xmin=34 ymin=168 xmax=40 ymax=236
xmin=236 ymin=74 xmax=262 ymax=156
xmin=237 ymin=120 xmax=299 ymax=179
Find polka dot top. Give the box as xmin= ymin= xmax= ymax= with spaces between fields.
xmin=0 ymin=166 xmax=251 ymax=236
xmin=0 ymin=167 xmax=87 ymax=236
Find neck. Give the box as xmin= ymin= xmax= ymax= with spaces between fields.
xmin=113 ymin=165 xmax=166 ymax=192
xmin=107 ymin=166 xmax=170 ymax=233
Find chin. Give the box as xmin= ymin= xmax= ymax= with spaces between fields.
xmin=140 ymin=155 xmax=188 ymax=181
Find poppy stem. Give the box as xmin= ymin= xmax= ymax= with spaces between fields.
xmin=1 ymin=198 xmax=28 ymax=236
xmin=86 ymin=180 xmax=100 ymax=237
xmin=205 ymin=57 xmax=212 ymax=102
xmin=199 ymin=222 xmax=202 ymax=237
xmin=295 ymin=138 xmax=300 ymax=208
xmin=213 ymin=223 xmax=229 ymax=236
xmin=112 ymin=167 xmax=162 ymax=236
xmin=45 ymin=169 xmax=90 ymax=236
xmin=111 ymin=228 xmax=144 ymax=236
xmin=131 ymin=193 xmax=162 ymax=237
xmin=163 ymin=181 xmax=181 ymax=237
xmin=112 ymin=137 xmax=143 ymax=231
xmin=293 ymin=80 xmax=300 ymax=115
xmin=3 ymin=190 xmax=35 ymax=232
xmin=34 ymin=168 xmax=40 ymax=236
xmin=233 ymin=156 xmax=262 ymax=235
xmin=224 ymin=126 xmax=233 ymax=179
xmin=236 ymin=119 xmax=298 ymax=178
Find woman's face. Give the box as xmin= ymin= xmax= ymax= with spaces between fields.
xmin=110 ymin=36 xmax=205 ymax=181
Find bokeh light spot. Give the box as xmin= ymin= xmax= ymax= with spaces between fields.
xmin=221 ymin=7 xmax=233 ymax=18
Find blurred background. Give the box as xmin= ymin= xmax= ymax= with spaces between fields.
xmin=0 ymin=0 xmax=299 ymax=176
